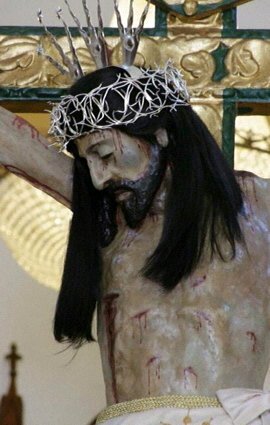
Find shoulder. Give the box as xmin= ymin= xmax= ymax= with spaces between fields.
xmin=235 ymin=170 xmax=270 ymax=223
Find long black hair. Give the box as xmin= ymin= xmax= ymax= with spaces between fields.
xmin=54 ymin=66 xmax=244 ymax=345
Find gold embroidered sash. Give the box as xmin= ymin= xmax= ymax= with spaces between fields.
xmin=96 ymin=394 xmax=221 ymax=423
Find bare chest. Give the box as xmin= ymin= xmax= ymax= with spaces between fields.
xmin=97 ymin=206 xmax=270 ymax=405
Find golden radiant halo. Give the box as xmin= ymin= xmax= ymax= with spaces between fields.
xmin=0 ymin=173 xmax=71 ymax=291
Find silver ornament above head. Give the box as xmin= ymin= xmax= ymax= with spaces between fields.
xmin=37 ymin=0 xmax=189 ymax=147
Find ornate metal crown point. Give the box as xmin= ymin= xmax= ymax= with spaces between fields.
xmin=64 ymin=0 xmax=109 ymax=69
xmin=113 ymin=0 xmax=150 ymax=68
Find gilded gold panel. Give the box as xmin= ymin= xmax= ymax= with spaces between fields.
xmin=222 ymin=39 xmax=270 ymax=88
xmin=1 ymin=34 xmax=270 ymax=91
xmin=167 ymin=11 xmax=222 ymax=34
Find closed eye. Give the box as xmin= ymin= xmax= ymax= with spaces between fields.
xmin=101 ymin=153 xmax=113 ymax=160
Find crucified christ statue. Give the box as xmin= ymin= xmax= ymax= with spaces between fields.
xmin=0 ymin=63 xmax=269 ymax=425
xmin=0 ymin=0 xmax=269 ymax=423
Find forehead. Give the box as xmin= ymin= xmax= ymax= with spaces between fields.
xmin=77 ymin=129 xmax=115 ymax=146
xmin=75 ymin=128 xmax=144 ymax=155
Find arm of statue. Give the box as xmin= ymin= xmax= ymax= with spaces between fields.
xmin=0 ymin=106 xmax=73 ymax=209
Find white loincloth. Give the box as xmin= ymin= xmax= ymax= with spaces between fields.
xmin=96 ymin=393 xmax=269 ymax=425
xmin=96 ymin=367 xmax=270 ymax=425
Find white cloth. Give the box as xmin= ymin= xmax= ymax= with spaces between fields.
xmin=98 ymin=401 xmax=269 ymax=425
xmin=215 ymin=367 xmax=270 ymax=425
xmin=217 ymin=388 xmax=270 ymax=425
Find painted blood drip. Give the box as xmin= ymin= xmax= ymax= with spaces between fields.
xmin=149 ymin=211 xmax=159 ymax=222
xmin=194 ymin=310 xmax=212 ymax=332
xmin=184 ymin=367 xmax=198 ymax=390
xmin=239 ymin=175 xmax=255 ymax=231
xmin=246 ymin=331 xmax=257 ymax=352
xmin=12 ymin=116 xmax=48 ymax=148
xmin=116 ymin=208 xmax=123 ymax=226
xmin=244 ymin=180 xmax=257 ymax=232
xmin=115 ymin=131 xmax=124 ymax=155
xmin=139 ymin=142 xmax=150 ymax=159
xmin=194 ymin=319 xmax=202 ymax=332
xmin=3 ymin=164 xmax=70 ymax=206
xmin=131 ymin=310 xmax=149 ymax=343
xmin=251 ymin=179 xmax=258 ymax=203
xmin=192 ymin=275 xmax=206 ymax=289
xmin=196 ymin=311 xmax=212 ymax=325
xmin=146 ymin=356 xmax=160 ymax=396
xmin=103 ymin=293 xmax=120 ymax=403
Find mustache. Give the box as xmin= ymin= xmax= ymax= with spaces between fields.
xmin=104 ymin=180 xmax=138 ymax=195
xmin=103 ymin=142 xmax=165 ymax=196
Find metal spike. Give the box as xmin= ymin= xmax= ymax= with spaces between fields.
xmin=95 ymin=0 xmax=109 ymax=67
xmin=37 ymin=9 xmax=76 ymax=78
xmin=63 ymin=1 xmax=94 ymax=61
xmin=81 ymin=0 xmax=109 ymax=68
xmin=37 ymin=9 xmax=43 ymax=24
xmin=64 ymin=0 xmax=83 ymax=28
xmin=97 ymin=0 xmax=104 ymax=32
xmin=127 ymin=0 xmax=134 ymax=29
xmin=37 ymin=45 xmax=69 ymax=75
xmin=113 ymin=0 xmax=124 ymax=37
xmin=136 ymin=0 xmax=150 ymax=36
xmin=82 ymin=0 xmax=95 ymax=36
xmin=56 ymin=6 xmax=83 ymax=78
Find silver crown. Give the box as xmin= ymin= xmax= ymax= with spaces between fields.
xmin=37 ymin=0 xmax=150 ymax=79
xmin=38 ymin=1 xmax=189 ymax=147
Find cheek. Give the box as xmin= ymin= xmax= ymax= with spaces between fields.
xmin=118 ymin=146 xmax=149 ymax=174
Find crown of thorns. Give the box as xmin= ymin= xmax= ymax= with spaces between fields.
xmin=50 ymin=62 xmax=189 ymax=147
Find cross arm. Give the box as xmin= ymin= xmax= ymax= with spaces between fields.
xmin=0 ymin=106 xmax=73 ymax=209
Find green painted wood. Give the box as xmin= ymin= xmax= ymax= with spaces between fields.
xmin=211 ymin=42 xmax=230 ymax=82
xmin=222 ymin=99 xmax=236 ymax=166
xmin=222 ymin=88 xmax=270 ymax=165
xmin=222 ymin=7 xmax=236 ymax=30
xmin=0 ymin=87 xmax=67 ymax=101
xmin=223 ymin=88 xmax=270 ymax=103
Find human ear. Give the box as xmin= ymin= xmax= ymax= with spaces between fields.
xmin=155 ymin=128 xmax=169 ymax=147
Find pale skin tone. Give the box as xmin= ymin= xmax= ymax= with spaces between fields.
xmin=0 ymin=106 xmax=269 ymax=405
xmin=76 ymin=128 xmax=168 ymax=194
xmin=97 ymin=171 xmax=270 ymax=404
xmin=0 ymin=107 xmax=73 ymax=207
xmin=76 ymin=129 xmax=151 ymax=195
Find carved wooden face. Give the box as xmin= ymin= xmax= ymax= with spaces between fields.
xmin=76 ymin=129 xmax=151 ymax=194
xmin=75 ymin=128 xmax=167 ymax=228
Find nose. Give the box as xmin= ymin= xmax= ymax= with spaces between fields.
xmin=87 ymin=157 xmax=112 ymax=191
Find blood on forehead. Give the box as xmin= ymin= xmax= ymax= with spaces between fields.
xmin=76 ymin=129 xmax=150 ymax=157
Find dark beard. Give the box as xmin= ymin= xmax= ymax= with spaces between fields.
xmin=98 ymin=142 xmax=167 ymax=247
